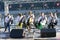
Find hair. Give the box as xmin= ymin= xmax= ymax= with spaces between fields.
xmin=29 ymin=11 xmax=32 ymax=14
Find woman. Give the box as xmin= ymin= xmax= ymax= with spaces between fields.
xmin=48 ymin=12 xmax=57 ymax=29
xmin=26 ymin=11 xmax=35 ymax=32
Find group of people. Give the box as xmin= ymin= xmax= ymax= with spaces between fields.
xmin=4 ymin=11 xmax=58 ymax=33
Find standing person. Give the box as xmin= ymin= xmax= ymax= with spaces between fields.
xmin=26 ymin=11 xmax=35 ymax=32
xmin=37 ymin=13 xmax=47 ymax=29
xmin=29 ymin=11 xmax=35 ymax=25
xmin=48 ymin=12 xmax=55 ymax=29
xmin=4 ymin=13 xmax=11 ymax=33
xmin=16 ymin=13 xmax=21 ymax=25
xmin=15 ymin=13 xmax=21 ymax=29
xmin=18 ymin=13 xmax=25 ymax=29
xmin=39 ymin=13 xmax=47 ymax=26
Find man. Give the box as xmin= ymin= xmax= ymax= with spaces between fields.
xmin=4 ymin=13 xmax=12 ymax=33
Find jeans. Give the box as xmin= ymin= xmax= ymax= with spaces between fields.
xmin=5 ymin=22 xmax=10 ymax=33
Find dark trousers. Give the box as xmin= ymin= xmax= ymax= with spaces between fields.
xmin=48 ymin=21 xmax=57 ymax=29
xmin=5 ymin=22 xmax=10 ymax=32
xmin=48 ymin=22 xmax=54 ymax=29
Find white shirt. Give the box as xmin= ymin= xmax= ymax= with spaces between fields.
xmin=5 ymin=16 xmax=10 ymax=23
xmin=16 ymin=16 xmax=20 ymax=22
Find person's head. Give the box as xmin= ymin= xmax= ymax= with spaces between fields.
xmin=29 ymin=11 xmax=32 ymax=14
xmin=41 ymin=12 xmax=45 ymax=17
xmin=40 ymin=12 xmax=42 ymax=16
xmin=29 ymin=11 xmax=33 ymax=16
xmin=6 ymin=13 xmax=10 ymax=16
xmin=50 ymin=12 xmax=53 ymax=17
xmin=18 ymin=13 xmax=22 ymax=16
